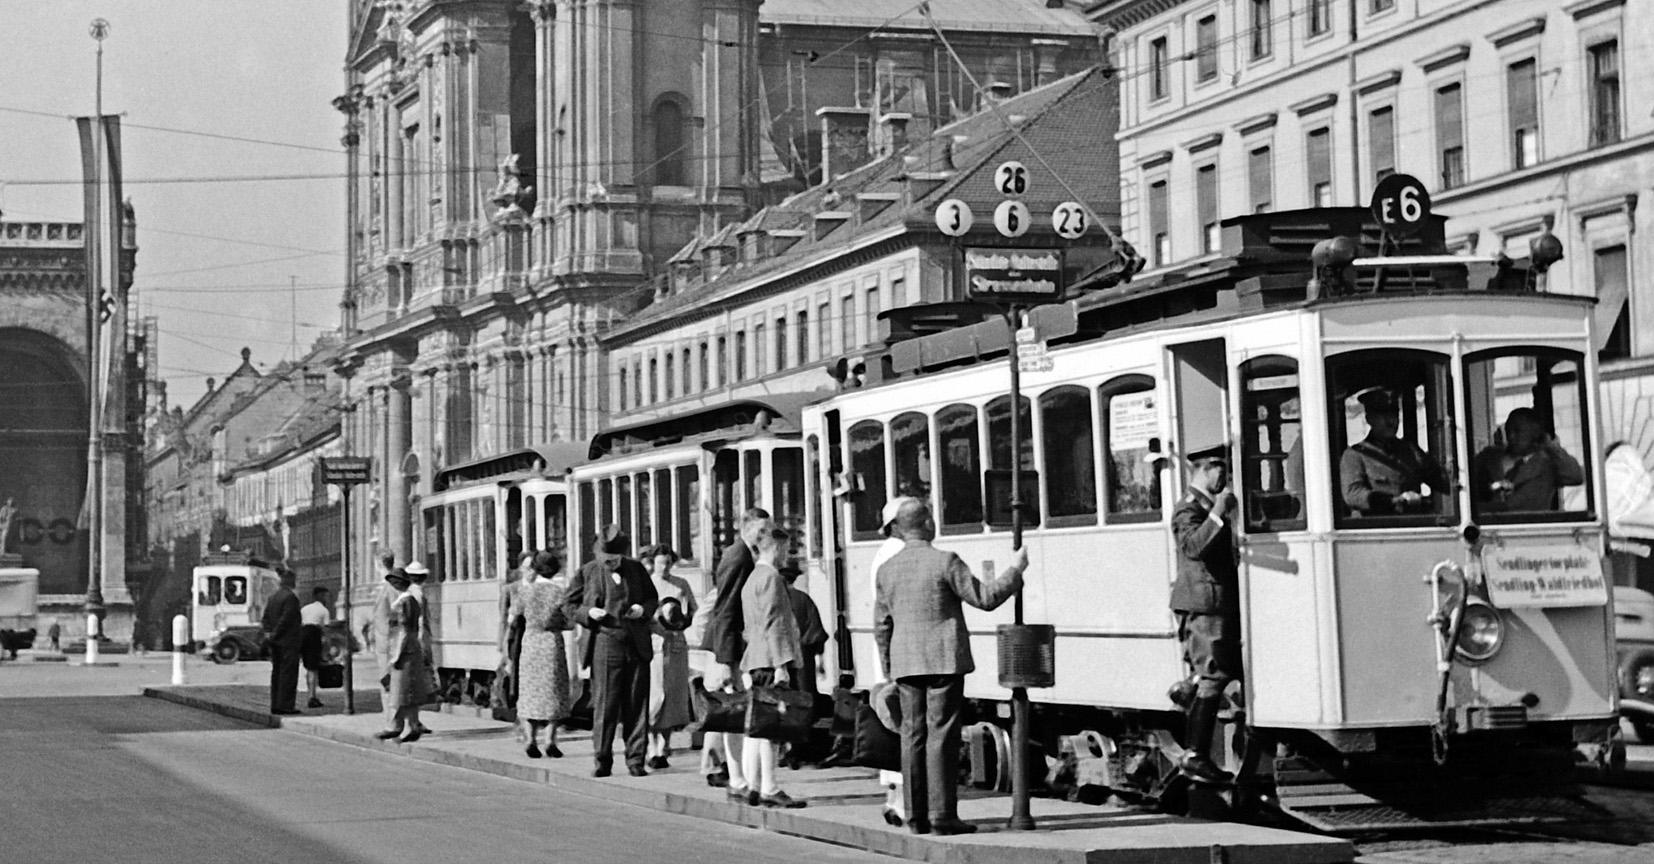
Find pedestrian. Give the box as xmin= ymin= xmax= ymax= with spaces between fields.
xmin=375 ymin=568 xmax=430 ymax=742
xmin=873 ymin=498 xmax=1025 ymax=835
xmin=643 ymin=543 xmax=697 ymax=769
xmin=259 ymin=567 xmax=305 ymax=716
xmin=518 ymin=550 xmax=572 ymax=758
xmin=370 ymin=555 xmax=398 ymax=729
xmin=567 ymin=524 xmax=657 ymax=777
xmin=1170 ymin=443 xmax=1243 ymax=784
xmin=47 ymin=619 xmax=60 ymax=652
xmin=500 ymin=551 xmax=535 ymax=737
xmin=779 ymin=564 xmax=826 ymax=770
xmin=300 ymin=586 xmax=332 ymax=709
xmin=699 ymin=508 xmax=771 ymax=798
xmin=866 ymin=496 xmax=916 ymax=826
xmin=739 ymin=526 xmax=807 ymax=808
xmin=403 ymin=560 xmax=437 ymax=735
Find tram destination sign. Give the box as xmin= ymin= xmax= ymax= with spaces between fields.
xmin=965 ymin=247 xmax=1065 ymax=304
xmin=320 ymin=456 xmax=373 ymax=486
xmin=1482 ymin=544 xmax=1609 ymax=608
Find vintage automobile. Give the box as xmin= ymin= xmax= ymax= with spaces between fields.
xmin=1615 ymin=585 xmax=1654 ymax=742
xmin=208 ymin=621 xmax=360 ymax=665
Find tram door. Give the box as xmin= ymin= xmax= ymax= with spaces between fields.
xmin=1168 ymin=339 xmax=1231 ymax=473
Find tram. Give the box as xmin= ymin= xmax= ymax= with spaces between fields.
xmin=801 ymin=208 xmax=1621 ymax=831
xmin=419 ymin=443 xmax=583 ymax=703
xmin=190 ymin=549 xmax=282 ymax=650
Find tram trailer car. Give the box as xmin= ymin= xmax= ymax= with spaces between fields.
xmin=191 ymin=551 xmax=281 ymax=651
xmin=803 ymin=208 xmax=1620 ymax=833
xmin=419 ymin=445 xmax=581 ymax=705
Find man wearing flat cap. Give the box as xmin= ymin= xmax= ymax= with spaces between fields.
xmin=1340 ymin=388 xmax=1449 ymax=516
xmin=567 ymin=524 xmax=658 ymax=777
xmin=1169 ymin=443 xmax=1240 ymax=783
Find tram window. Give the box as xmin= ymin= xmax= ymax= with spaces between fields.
xmin=675 ymin=465 xmax=700 ymax=562
xmin=1464 ymin=349 xmax=1591 ymax=522
xmin=937 ymin=404 xmax=984 ymax=531
xmin=986 ymin=395 xmax=1040 ymax=529
xmin=483 ymin=503 xmax=498 ymax=578
xmin=1327 ymin=350 xmax=1457 ymax=526
xmin=773 ymin=447 xmax=806 ymax=560
xmin=544 ymin=495 xmax=568 ymax=559
xmin=199 ymin=576 xmax=221 ymax=606
xmin=848 ymin=420 xmax=889 ymax=539
xmin=224 ymin=577 xmax=247 ymax=605
xmin=577 ymin=482 xmax=596 ymax=566
xmin=425 ymin=509 xmax=444 ymax=581
xmin=521 ymin=493 xmax=537 ymax=557
xmin=617 ymin=475 xmax=634 ymax=542
xmin=653 ymin=469 xmax=673 ymax=554
xmin=445 ymin=507 xmax=457 ymax=581
xmin=1240 ymin=357 xmax=1306 ymax=531
xmin=637 ymin=472 xmax=653 ymax=546
xmin=807 ymin=435 xmax=824 ymax=553
xmin=713 ymin=450 xmax=739 ymax=550
xmin=460 ymin=501 xmax=474 ymax=581
xmin=1040 ymin=386 xmax=1098 ymax=526
xmin=507 ymin=487 xmax=525 ymax=566
xmin=891 ymin=411 xmax=932 ymax=498
xmin=743 ymin=450 xmax=763 ymax=515
xmin=598 ymin=478 xmax=614 ymax=530
xmin=1100 ymin=376 xmax=1161 ymax=522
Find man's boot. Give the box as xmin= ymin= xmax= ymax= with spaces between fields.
xmin=1179 ymin=696 xmax=1234 ymax=784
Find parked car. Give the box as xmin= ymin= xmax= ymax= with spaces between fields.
xmin=1614 ymin=585 xmax=1654 ymax=743
xmin=207 ymin=620 xmax=361 ymax=665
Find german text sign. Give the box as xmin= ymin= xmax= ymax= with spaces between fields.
xmin=1482 ymin=545 xmax=1608 ymax=608
xmin=965 ymin=247 xmax=1064 ymax=304
xmin=320 ymin=456 xmax=373 ymax=486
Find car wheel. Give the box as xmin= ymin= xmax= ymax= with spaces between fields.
xmin=1621 ymin=649 xmax=1654 ymax=699
xmin=213 ymin=640 xmax=241 ymax=664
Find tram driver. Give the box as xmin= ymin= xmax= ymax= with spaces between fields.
xmin=1339 ymin=388 xmax=1450 ymax=517
xmin=1169 ymin=443 xmax=1241 ymax=785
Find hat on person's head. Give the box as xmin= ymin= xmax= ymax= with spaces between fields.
xmin=600 ymin=523 xmax=630 ymax=555
xmin=1185 ymin=443 xmax=1228 ymax=465
xmin=639 ymin=543 xmax=676 ymax=563
xmin=881 ymin=496 xmax=914 ymax=531
xmin=385 ymin=569 xmax=412 ymax=590
xmin=1354 ymin=386 xmax=1398 ymax=414
xmin=403 ymin=560 xmax=429 ymax=583
xmin=531 ymin=549 xmax=561 ymax=576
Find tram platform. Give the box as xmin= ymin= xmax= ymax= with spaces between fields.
xmin=144 ymin=683 xmax=1352 ymax=864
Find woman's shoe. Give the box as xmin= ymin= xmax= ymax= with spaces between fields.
xmin=647 ymin=755 xmax=669 ymax=770
xmin=544 ymin=744 xmax=563 ymax=759
xmin=374 ymin=729 xmax=403 ymax=740
xmin=526 ymin=743 xmax=542 ymax=758
xmin=760 ymin=791 xmax=806 ymax=809
xmin=398 ymin=728 xmax=423 ymax=743
xmin=881 ymin=807 xmax=904 ymax=828
xmin=705 ymin=772 xmax=728 ymax=788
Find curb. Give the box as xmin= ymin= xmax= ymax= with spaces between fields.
xmin=143 ymin=687 xmax=1352 ymax=864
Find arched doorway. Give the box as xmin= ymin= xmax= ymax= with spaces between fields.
xmin=0 ymin=329 xmax=88 ymax=596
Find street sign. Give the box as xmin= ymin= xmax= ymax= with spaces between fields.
xmin=994 ymin=160 xmax=1029 ymax=196
xmin=935 ymin=198 xmax=973 ymax=237
xmin=1018 ymin=355 xmax=1054 ymax=374
xmin=965 ymin=247 xmax=1065 ymax=304
xmin=1015 ymin=326 xmax=1038 ymax=344
xmin=993 ymin=200 xmax=1031 ymax=238
xmin=1369 ymin=173 xmax=1431 ymax=238
xmin=320 ymin=456 xmax=372 ymax=486
xmin=1052 ymin=202 xmax=1088 ymax=240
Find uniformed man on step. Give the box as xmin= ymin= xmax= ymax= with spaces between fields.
xmin=1169 ymin=443 xmax=1241 ymax=784
xmin=1340 ymin=388 xmax=1449 ymax=516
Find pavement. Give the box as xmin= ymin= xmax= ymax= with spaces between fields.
xmin=143 ymin=681 xmax=1356 ymax=864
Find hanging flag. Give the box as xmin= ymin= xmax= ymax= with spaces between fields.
xmin=76 ymin=114 xmax=126 ymax=428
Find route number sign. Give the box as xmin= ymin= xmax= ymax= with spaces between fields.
xmin=1369 ymin=173 xmax=1431 ymax=238
xmin=935 ymin=198 xmax=973 ymax=237
xmin=994 ymin=161 xmax=1028 ymax=196
xmin=994 ymin=200 xmax=1031 ymax=238
xmin=1052 ymin=201 xmax=1088 ymax=240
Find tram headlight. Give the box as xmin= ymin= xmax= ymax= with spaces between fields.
xmin=1454 ymin=601 xmax=1505 ymax=663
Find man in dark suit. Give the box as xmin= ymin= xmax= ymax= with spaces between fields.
xmin=697 ymin=508 xmax=772 ymax=797
xmin=568 ymin=524 xmax=658 ymax=777
xmin=260 ymin=567 xmax=304 ymax=715
xmin=1340 ymin=388 xmax=1450 ymax=516
xmin=1170 ymin=444 xmax=1242 ymax=783
xmin=873 ymin=499 xmax=1025 ymax=836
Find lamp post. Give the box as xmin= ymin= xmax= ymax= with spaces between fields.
xmin=84 ymin=18 xmax=111 ymax=661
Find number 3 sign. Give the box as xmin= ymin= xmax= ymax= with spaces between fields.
xmin=935 ymin=198 xmax=974 ymax=237
xmin=1051 ymin=201 xmax=1088 ymax=240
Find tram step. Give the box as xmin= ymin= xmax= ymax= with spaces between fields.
xmin=1274 ymin=791 xmax=1606 ymax=834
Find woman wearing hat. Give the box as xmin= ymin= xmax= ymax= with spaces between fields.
xmin=643 ymin=543 xmax=697 ymax=769
xmin=517 ymin=550 xmax=573 ymax=758
xmin=376 ymin=568 xmax=431 ymax=742
xmin=738 ymin=527 xmax=807 ymax=808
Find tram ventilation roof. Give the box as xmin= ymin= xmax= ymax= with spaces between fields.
xmin=586 ymin=393 xmax=817 ymax=461
xmin=434 ymin=442 xmax=587 ymax=492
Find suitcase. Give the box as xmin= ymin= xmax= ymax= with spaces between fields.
xmin=317 ymin=664 xmax=344 ymax=689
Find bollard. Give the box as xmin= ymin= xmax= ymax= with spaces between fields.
xmin=84 ymin=614 xmax=100 ymax=665
xmin=171 ymin=615 xmax=189 ymax=685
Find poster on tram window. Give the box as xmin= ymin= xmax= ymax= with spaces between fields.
xmin=1482 ymin=545 xmax=1609 ymax=607
xmin=1109 ymin=390 xmax=1158 ymax=453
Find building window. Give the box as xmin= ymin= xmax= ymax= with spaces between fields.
xmin=715 ymin=337 xmax=727 ymax=387
xmin=734 ymin=331 xmax=746 ymax=381
xmin=1196 ymin=163 xmax=1219 ymax=253
xmin=891 ymin=274 xmax=907 ymax=308
xmin=1595 ymin=245 xmax=1631 ymax=361
xmin=653 ymin=98 xmax=686 ymax=186
xmin=817 ymin=301 xmax=831 ymax=357
xmin=1248 ymin=146 xmax=1272 ymax=213
xmin=681 ymin=347 xmax=692 ymax=393
xmin=632 ymin=360 xmax=643 ymax=407
xmin=1250 ymin=0 xmax=1272 ymax=60
xmin=775 ymin=316 xmax=788 ymax=370
xmin=754 ymin=323 xmax=767 ymax=375
xmin=865 ymin=285 xmax=880 ymax=346
xmin=648 ymin=357 xmax=659 ymax=404
xmin=841 ymin=293 xmax=856 ymax=352
xmin=1370 ymin=0 xmax=1393 ymax=12
xmin=1368 ymin=106 xmax=1395 ymax=186
xmin=1195 ymin=16 xmax=1218 ymax=82
xmin=796 ymin=310 xmax=810 ymax=364
xmin=699 ymin=342 xmax=709 ymax=392
xmin=1435 ymin=83 xmax=1465 ymax=189
xmin=1307 ymin=126 xmax=1332 ymax=206
xmin=1150 ymin=36 xmax=1169 ymax=100
xmin=1508 ymin=59 xmax=1539 ymax=169
xmin=1589 ymin=41 xmax=1621 ymax=147
xmin=1148 ymin=179 xmax=1169 ymax=266
xmin=1309 ymin=0 xmax=1330 ymax=36
xmin=619 ymin=366 xmax=629 ymax=411
xmin=665 ymin=353 xmax=676 ymax=400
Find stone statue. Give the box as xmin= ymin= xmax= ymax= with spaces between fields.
xmin=0 ymin=498 xmax=15 ymax=555
xmin=490 ymin=153 xmax=532 ymax=213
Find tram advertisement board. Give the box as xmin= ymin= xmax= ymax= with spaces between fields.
xmin=965 ymin=247 xmax=1064 ymax=304
xmin=1482 ymin=544 xmax=1609 ymax=607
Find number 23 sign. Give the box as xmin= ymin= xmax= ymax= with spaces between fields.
xmin=1369 ymin=173 xmax=1431 ymax=238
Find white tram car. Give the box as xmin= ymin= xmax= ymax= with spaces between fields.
xmin=800 ymin=209 xmax=1620 ymax=830
xmin=191 ymin=550 xmax=282 ymax=650
xmin=419 ymin=444 xmax=582 ymax=702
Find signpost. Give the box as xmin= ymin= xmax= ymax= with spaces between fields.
xmin=320 ymin=456 xmax=372 ymax=714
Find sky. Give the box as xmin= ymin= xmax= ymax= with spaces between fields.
xmin=1 ymin=1 xmax=349 ymax=409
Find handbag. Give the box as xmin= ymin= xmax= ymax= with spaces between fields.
xmin=744 ymin=684 xmax=815 ymax=742
xmin=829 ymin=686 xmax=866 ymax=738
xmin=317 ymin=664 xmax=344 ymax=689
xmin=851 ymin=702 xmax=901 ymax=772
xmin=688 ymin=676 xmax=748 ymax=734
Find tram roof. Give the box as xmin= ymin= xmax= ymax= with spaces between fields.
xmin=585 ymin=393 xmax=816 ymax=461
xmin=433 ymin=442 xmax=587 ymax=492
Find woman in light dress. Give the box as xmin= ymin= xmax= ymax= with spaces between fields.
xmin=376 ymin=568 xmax=430 ymax=742
xmin=643 ymin=544 xmax=697 ymax=769
xmin=516 ymin=550 xmax=572 ymax=758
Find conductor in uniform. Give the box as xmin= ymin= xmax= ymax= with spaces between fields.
xmin=1340 ymin=388 xmax=1449 ymax=516
xmin=1169 ymin=444 xmax=1241 ymax=784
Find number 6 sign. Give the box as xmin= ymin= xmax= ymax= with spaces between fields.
xmin=1369 ymin=173 xmax=1431 ymax=239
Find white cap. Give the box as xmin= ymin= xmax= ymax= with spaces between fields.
xmin=403 ymin=560 xmax=429 ymax=576
xmin=881 ymin=496 xmax=915 ymax=529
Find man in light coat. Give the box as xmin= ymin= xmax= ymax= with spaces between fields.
xmin=874 ymin=499 xmax=1025 ymax=836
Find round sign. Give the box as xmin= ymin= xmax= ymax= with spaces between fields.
xmin=1369 ymin=173 xmax=1431 ymax=238
xmin=993 ymin=200 xmax=1031 ymax=238
xmin=994 ymin=161 xmax=1029 ymax=197
xmin=1052 ymin=202 xmax=1088 ymax=240
xmin=935 ymin=198 xmax=973 ymax=237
